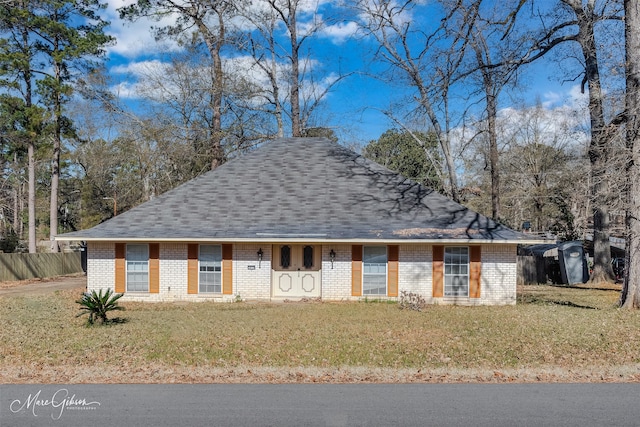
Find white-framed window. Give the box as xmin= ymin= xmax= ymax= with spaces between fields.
xmin=444 ymin=247 xmax=469 ymax=297
xmin=199 ymin=245 xmax=222 ymax=293
xmin=363 ymin=246 xmax=387 ymax=295
xmin=126 ymin=244 xmax=149 ymax=292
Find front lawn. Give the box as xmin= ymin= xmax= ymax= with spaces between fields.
xmin=1 ymin=283 xmax=638 ymax=383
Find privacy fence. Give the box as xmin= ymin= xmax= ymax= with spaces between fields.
xmin=517 ymin=256 xmax=538 ymax=285
xmin=0 ymin=252 xmax=84 ymax=282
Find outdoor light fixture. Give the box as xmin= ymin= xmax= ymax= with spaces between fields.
xmin=257 ymin=248 xmax=263 ymax=268
xmin=329 ymin=249 xmax=336 ymax=269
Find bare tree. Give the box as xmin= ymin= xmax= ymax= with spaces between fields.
xmin=462 ymin=101 xmax=588 ymax=236
xmin=620 ymin=0 xmax=640 ymax=307
xmin=505 ymin=0 xmax=624 ymax=282
xmin=354 ymin=0 xmax=470 ymax=202
xmin=455 ymin=1 xmax=530 ymax=220
xmin=243 ymin=5 xmax=287 ymax=138
xmin=240 ymin=1 xmax=347 ymax=137
xmin=120 ymin=0 xmax=238 ymax=169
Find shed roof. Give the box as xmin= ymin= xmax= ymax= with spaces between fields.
xmin=58 ymin=137 xmax=543 ymax=244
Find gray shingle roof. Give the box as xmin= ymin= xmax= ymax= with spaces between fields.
xmin=58 ymin=137 xmax=538 ymax=243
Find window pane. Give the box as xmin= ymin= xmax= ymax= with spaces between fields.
xmin=281 ymin=246 xmax=291 ymax=268
xmin=303 ymin=246 xmax=314 ymax=269
xmin=200 ymin=245 xmax=222 ymax=293
xmin=126 ymin=244 xmax=148 ymax=292
xmin=363 ymin=246 xmax=386 ymax=295
xmin=364 ymin=246 xmax=387 ymax=263
xmin=444 ymin=247 xmax=469 ymax=297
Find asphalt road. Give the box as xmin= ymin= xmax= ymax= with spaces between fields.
xmin=2 ymin=383 xmax=639 ymax=426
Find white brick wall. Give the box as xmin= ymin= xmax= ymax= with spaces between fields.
xmin=234 ymin=244 xmax=272 ymax=300
xmin=86 ymin=242 xmax=115 ymax=294
xmin=479 ymin=244 xmax=518 ymax=305
xmin=321 ymin=245 xmax=353 ymax=300
xmin=395 ymin=244 xmax=517 ymax=305
xmin=85 ymin=242 xmax=518 ymax=305
xmin=159 ymin=243 xmax=188 ymax=301
xmin=398 ymin=244 xmax=432 ymax=298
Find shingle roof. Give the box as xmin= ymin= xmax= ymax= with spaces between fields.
xmin=58 ymin=137 xmax=538 ymax=243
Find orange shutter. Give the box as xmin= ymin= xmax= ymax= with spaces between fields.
xmin=187 ymin=244 xmax=198 ymax=294
xmin=115 ymin=243 xmax=125 ymax=293
xmin=432 ymin=245 xmax=444 ymax=298
xmin=149 ymin=243 xmax=160 ymax=294
xmin=222 ymin=244 xmax=233 ymax=295
xmin=387 ymin=245 xmax=399 ymax=297
xmin=469 ymin=246 xmax=482 ymax=298
xmin=351 ymin=245 xmax=363 ymax=296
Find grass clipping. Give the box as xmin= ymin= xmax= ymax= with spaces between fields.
xmin=1 ymin=283 xmax=639 ymax=384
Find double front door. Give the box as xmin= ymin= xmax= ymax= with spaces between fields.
xmin=272 ymin=245 xmax=321 ymax=298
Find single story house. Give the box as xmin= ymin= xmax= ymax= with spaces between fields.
xmin=57 ymin=137 xmax=544 ymax=305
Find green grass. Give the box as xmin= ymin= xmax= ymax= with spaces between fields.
xmin=1 ymin=283 xmax=639 ymax=383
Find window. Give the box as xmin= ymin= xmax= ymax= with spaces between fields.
xmin=280 ymin=245 xmax=291 ymax=269
xmin=444 ymin=247 xmax=469 ymax=297
xmin=363 ymin=246 xmax=387 ymax=295
xmin=199 ymin=245 xmax=222 ymax=293
xmin=126 ymin=244 xmax=149 ymax=292
xmin=303 ymin=245 xmax=314 ymax=269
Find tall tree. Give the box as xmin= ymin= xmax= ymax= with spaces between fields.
xmin=506 ymin=0 xmax=624 ymax=282
xmin=355 ymin=0 xmax=469 ymax=202
xmin=0 ymin=0 xmax=112 ymax=252
xmin=1 ymin=0 xmax=42 ymax=252
xmin=120 ymin=0 xmax=237 ymax=169
xmin=620 ymin=0 xmax=640 ymax=307
xmin=242 ymin=1 xmax=346 ymax=137
xmin=454 ymin=0 xmax=528 ymax=221
xmin=34 ymin=0 xmax=113 ymax=251
xmin=461 ymin=101 xmax=589 ymax=237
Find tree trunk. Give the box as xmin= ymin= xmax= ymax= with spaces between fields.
xmin=272 ymin=46 xmax=284 ymax=138
xmin=19 ymin=20 xmax=37 ymax=253
xmin=28 ymin=141 xmax=36 ymax=253
xmin=288 ymin=1 xmax=301 ymax=137
xmin=620 ymin=0 xmax=640 ymax=308
xmin=49 ymin=134 xmax=60 ymax=252
xmin=49 ymin=49 xmax=61 ymax=252
xmin=196 ymin=11 xmax=225 ymax=170
xmin=487 ymin=92 xmax=500 ymax=220
xmin=574 ymin=7 xmax=614 ymax=282
xmin=209 ymin=12 xmax=225 ymax=170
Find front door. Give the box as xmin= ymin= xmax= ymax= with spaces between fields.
xmin=272 ymin=245 xmax=322 ymax=298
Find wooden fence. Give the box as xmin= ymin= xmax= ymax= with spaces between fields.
xmin=517 ymin=255 xmax=537 ymax=285
xmin=0 ymin=252 xmax=84 ymax=282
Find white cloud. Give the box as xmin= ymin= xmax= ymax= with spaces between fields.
xmin=320 ymin=21 xmax=359 ymax=44
xmin=104 ymin=0 xmax=181 ymax=58
xmin=450 ymin=85 xmax=591 ymax=169
xmin=109 ymin=81 xmax=139 ymax=99
xmin=110 ymin=59 xmax=169 ymax=76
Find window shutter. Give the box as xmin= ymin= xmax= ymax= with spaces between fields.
xmin=115 ymin=243 xmax=125 ymax=293
xmin=387 ymin=245 xmax=399 ymax=297
xmin=432 ymin=245 xmax=444 ymax=298
xmin=351 ymin=245 xmax=363 ymax=296
xmin=187 ymin=244 xmax=198 ymax=294
xmin=469 ymin=246 xmax=482 ymax=298
xmin=149 ymin=243 xmax=160 ymax=294
xmin=222 ymin=244 xmax=233 ymax=295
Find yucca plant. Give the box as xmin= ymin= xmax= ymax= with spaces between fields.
xmin=76 ymin=289 xmax=125 ymax=325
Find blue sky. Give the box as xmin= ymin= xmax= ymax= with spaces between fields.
xmin=99 ymin=0 xmax=591 ymax=146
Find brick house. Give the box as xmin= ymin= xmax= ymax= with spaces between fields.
xmin=57 ymin=137 xmax=543 ymax=305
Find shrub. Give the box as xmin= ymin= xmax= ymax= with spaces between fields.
xmin=76 ymin=289 xmax=125 ymax=325
xmin=398 ymin=291 xmax=426 ymax=312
